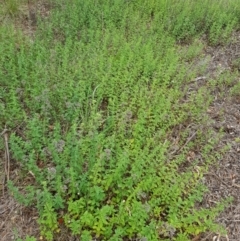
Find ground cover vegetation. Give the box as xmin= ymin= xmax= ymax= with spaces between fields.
xmin=1 ymin=0 xmax=240 ymax=240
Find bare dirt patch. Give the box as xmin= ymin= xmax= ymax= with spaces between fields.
xmin=192 ymin=32 xmax=240 ymax=241
xmin=0 ymin=0 xmax=53 ymax=38
xmin=0 ymin=193 xmax=39 ymax=241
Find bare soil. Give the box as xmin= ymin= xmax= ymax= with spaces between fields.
xmin=197 ymin=32 xmax=240 ymax=241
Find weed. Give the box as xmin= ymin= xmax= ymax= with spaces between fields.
xmin=1 ymin=0 xmax=23 ymax=17
xmin=1 ymin=0 xmax=240 ymax=240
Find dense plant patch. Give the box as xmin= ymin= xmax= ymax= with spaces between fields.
xmin=1 ymin=0 xmax=240 ymax=240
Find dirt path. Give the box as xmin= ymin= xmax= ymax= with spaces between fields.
xmin=193 ymin=32 xmax=240 ymax=241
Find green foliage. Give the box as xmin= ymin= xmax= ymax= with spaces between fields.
xmin=1 ymin=0 xmax=240 ymax=240
xmin=231 ymin=81 xmax=240 ymax=97
xmin=13 ymin=228 xmax=37 ymax=241
xmin=232 ymin=57 xmax=240 ymax=70
xmin=16 ymin=235 xmax=37 ymax=241
xmin=161 ymin=0 xmax=239 ymax=44
xmin=1 ymin=0 xmax=25 ymax=18
xmin=16 ymin=236 xmax=37 ymax=241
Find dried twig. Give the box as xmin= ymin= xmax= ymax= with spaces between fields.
xmin=205 ymin=172 xmax=229 ymax=187
xmin=201 ymin=232 xmax=213 ymax=241
xmin=170 ymin=130 xmax=198 ymax=156
xmin=1 ymin=127 xmax=10 ymax=194
xmin=0 ymin=202 xmax=15 ymax=231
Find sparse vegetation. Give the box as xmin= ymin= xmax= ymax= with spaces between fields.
xmin=1 ymin=0 xmax=240 ymax=240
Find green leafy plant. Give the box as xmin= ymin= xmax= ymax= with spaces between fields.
xmin=16 ymin=236 xmax=36 ymax=241
xmin=1 ymin=0 xmax=240 ymax=240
